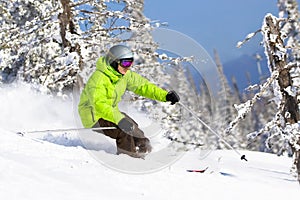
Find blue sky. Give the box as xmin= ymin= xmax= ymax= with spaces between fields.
xmin=144 ymin=0 xmax=298 ymax=63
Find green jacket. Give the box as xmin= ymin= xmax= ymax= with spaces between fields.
xmin=78 ymin=57 xmax=168 ymax=128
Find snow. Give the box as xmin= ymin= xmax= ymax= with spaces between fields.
xmin=0 ymin=83 xmax=299 ymax=200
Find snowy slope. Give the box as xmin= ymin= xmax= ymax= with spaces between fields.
xmin=0 ymin=83 xmax=299 ymax=200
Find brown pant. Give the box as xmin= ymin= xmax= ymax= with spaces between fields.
xmin=92 ymin=114 xmax=152 ymax=158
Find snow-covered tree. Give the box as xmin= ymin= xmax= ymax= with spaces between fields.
xmin=0 ymin=0 xmax=83 ymax=95
xmin=276 ymin=0 xmax=300 ymax=181
xmin=213 ymin=50 xmax=242 ymax=148
xmin=227 ymin=0 xmax=300 ymax=182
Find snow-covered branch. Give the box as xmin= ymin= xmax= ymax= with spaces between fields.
xmin=236 ymin=29 xmax=261 ymax=48
xmin=225 ymin=70 xmax=279 ymax=134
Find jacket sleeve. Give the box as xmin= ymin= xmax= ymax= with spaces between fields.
xmin=88 ymin=75 xmax=125 ymax=125
xmin=126 ymin=71 xmax=168 ymax=102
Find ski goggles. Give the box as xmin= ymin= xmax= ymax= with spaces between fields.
xmin=119 ymin=59 xmax=133 ymax=68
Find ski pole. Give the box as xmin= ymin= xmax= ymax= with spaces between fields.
xmin=17 ymin=126 xmax=117 ymax=135
xmin=178 ymin=102 xmax=247 ymax=161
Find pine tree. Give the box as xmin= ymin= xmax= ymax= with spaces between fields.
xmin=214 ymin=49 xmax=251 ymax=150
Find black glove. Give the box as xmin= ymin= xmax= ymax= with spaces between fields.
xmin=118 ymin=118 xmax=134 ymax=133
xmin=166 ymin=90 xmax=180 ymax=105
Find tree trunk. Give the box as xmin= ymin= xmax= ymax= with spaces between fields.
xmin=59 ymin=0 xmax=83 ymax=91
xmin=263 ymin=14 xmax=300 ymax=183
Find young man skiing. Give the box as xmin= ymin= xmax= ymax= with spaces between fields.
xmin=78 ymin=45 xmax=180 ymax=158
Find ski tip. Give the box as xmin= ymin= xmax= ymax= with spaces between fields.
xmin=186 ymin=167 xmax=208 ymax=173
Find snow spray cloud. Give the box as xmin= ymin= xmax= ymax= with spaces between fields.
xmin=73 ymin=28 xmax=225 ymax=174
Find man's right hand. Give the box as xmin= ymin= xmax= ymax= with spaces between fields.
xmin=118 ymin=118 xmax=134 ymax=133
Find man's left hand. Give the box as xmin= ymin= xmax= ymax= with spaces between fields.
xmin=166 ymin=90 xmax=180 ymax=105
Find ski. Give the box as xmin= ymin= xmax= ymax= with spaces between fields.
xmin=186 ymin=167 xmax=208 ymax=173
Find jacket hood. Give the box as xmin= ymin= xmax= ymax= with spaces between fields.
xmin=96 ymin=57 xmax=122 ymax=83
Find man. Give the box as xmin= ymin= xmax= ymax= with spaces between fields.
xmin=78 ymin=45 xmax=180 ymax=158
